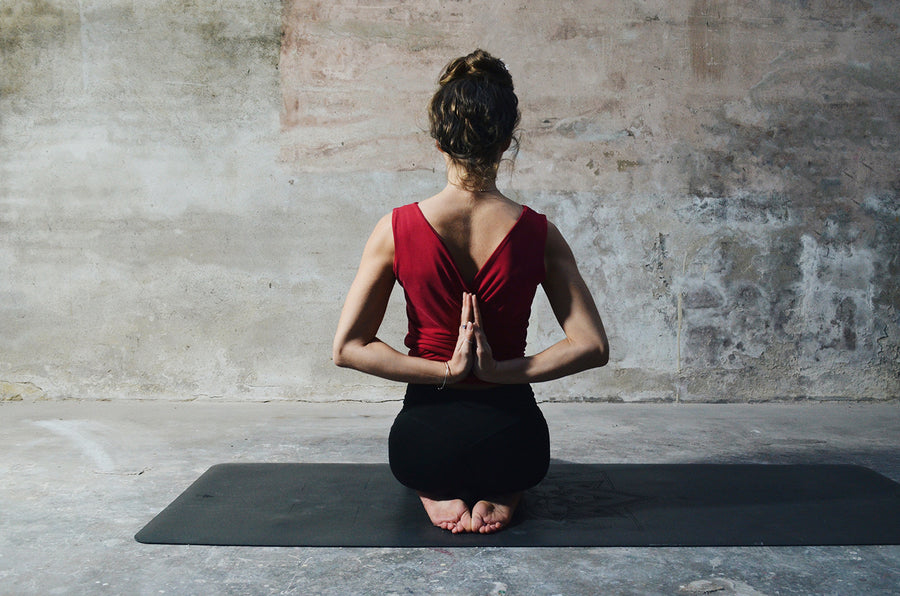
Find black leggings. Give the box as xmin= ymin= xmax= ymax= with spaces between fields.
xmin=388 ymin=383 xmax=550 ymax=501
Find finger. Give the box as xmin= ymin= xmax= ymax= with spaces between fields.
xmin=460 ymin=292 xmax=472 ymax=327
xmin=472 ymin=328 xmax=485 ymax=358
xmin=457 ymin=325 xmax=468 ymax=347
xmin=461 ymin=323 xmax=474 ymax=354
xmin=471 ymin=294 xmax=483 ymax=328
xmin=473 ymin=320 xmax=486 ymax=343
xmin=454 ymin=324 xmax=475 ymax=361
xmin=455 ymin=325 xmax=471 ymax=353
xmin=474 ymin=326 xmax=491 ymax=358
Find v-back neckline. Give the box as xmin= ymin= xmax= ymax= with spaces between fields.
xmin=414 ymin=203 xmax=527 ymax=289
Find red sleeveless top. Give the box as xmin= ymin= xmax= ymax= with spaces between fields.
xmin=392 ymin=203 xmax=547 ymax=375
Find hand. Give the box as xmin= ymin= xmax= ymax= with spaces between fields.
xmin=468 ymin=293 xmax=498 ymax=381
xmin=446 ymin=292 xmax=476 ymax=383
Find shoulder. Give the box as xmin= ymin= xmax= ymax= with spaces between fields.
xmin=522 ymin=204 xmax=547 ymax=222
xmin=517 ymin=204 xmax=549 ymax=237
xmin=543 ymin=219 xmax=576 ymax=263
xmin=390 ymin=202 xmax=421 ymax=227
xmin=393 ymin=201 xmax=420 ymax=213
xmin=368 ymin=202 xmax=422 ymax=258
xmin=374 ymin=211 xmax=394 ymax=233
xmin=376 ymin=202 xmax=419 ymax=232
xmin=363 ymin=212 xmax=395 ymax=258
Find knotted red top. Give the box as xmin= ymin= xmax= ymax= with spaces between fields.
xmin=392 ymin=202 xmax=547 ymax=379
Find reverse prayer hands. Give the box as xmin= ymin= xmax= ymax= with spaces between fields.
xmin=447 ymin=293 xmax=477 ymax=384
xmin=462 ymin=292 xmax=498 ymax=382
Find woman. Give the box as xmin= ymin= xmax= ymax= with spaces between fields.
xmin=333 ymin=50 xmax=609 ymax=534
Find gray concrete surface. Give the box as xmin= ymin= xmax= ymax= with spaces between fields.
xmin=2 ymin=1 xmax=899 ymax=403
xmin=2 ymin=399 xmax=899 ymax=595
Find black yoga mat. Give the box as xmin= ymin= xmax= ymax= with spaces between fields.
xmin=135 ymin=463 xmax=900 ymax=547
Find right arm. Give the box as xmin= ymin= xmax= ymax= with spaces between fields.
xmin=471 ymin=221 xmax=609 ymax=383
xmin=332 ymin=214 xmax=475 ymax=384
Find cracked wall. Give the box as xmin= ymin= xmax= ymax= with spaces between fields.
xmin=1 ymin=0 xmax=898 ymax=401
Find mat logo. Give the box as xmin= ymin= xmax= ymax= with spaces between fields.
xmin=526 ymin=471 xmax=646 ymax=525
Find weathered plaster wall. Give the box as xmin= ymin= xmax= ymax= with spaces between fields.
xmin=1 ymin=0 xmax=897 ymax=402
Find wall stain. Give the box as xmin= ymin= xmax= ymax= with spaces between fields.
xmin=685 ymin=60 xmax=899 ymax=207
xmin=688 ymin=0 xmax=728 ymax=80
xmin=549 ymin=18 xmax=601 ymax=42
xmin=644 ymin=233 xmax=671 ymax=299
xmin=0 ymin=0 xmax=77 ymax=96
xmin=834 ymin=297 xmax=858 ymax=351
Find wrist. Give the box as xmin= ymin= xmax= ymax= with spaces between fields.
xmin=475 ymin=359 xmax=503 ymax=384
xmin=437 ymin=361 xmax=452 ymax=390
xmin=448 ymin=360 xmax=469 ymax=384
xmin=478 ymin=360 xmax=517 ymax=385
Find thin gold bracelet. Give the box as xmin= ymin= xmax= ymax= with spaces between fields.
xmin=438 ymin=361 xmax=451 ymax=390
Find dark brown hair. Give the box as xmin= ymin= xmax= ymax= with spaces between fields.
xmin=429 ymin=50 xmax=520 ymax=190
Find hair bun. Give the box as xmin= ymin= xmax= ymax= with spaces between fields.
xmin=439 ymin=49 xmax=513 ymax=90
xmin=429 ymin=49 xmax=520 ymax=191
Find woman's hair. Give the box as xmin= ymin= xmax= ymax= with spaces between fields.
xmin=429 ymin=49 xmax=520 ymax=191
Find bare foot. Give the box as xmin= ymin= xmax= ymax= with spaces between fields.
xmin=471 ymin=493 xmax=521 ymax=534
xmin=418 ymin=493 xmax=473 ymax=534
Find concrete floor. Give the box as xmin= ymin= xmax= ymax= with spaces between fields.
xmin=2 ymin=399 xmax=899 ymax=595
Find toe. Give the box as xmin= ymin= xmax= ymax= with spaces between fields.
xmin=470 ymin=513 xmax=483 ymax=533
xmin=459 ymin=510 xmax=474 ymax=533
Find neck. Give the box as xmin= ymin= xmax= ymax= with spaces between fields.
xmin=447 ymin=179 xmax=498 ymax=194
xmin=445 ymin=161 xmax=498 ymax=194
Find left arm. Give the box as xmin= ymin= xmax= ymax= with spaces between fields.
xmin=332 ymin=214 xmax=475 ymax=384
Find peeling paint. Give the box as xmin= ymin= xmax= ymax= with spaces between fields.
xmin=0 ymin=381 xmax=45 ymax=401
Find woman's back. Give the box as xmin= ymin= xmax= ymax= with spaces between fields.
xmin=392 ymin=191 xmax=547 ymax=367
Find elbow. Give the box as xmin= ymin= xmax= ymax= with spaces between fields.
xmin=332 ymin=337 xmax=374 ymax=370
xmin=596 ymin=344 xmax=610 ymax=367
xmin=567 ymin=336 xmax=609 ymax=371
xmin=332 ymin=342 xmax=351 ymax=369
xmin=587 ymin=339 xmax=610 ymax=368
